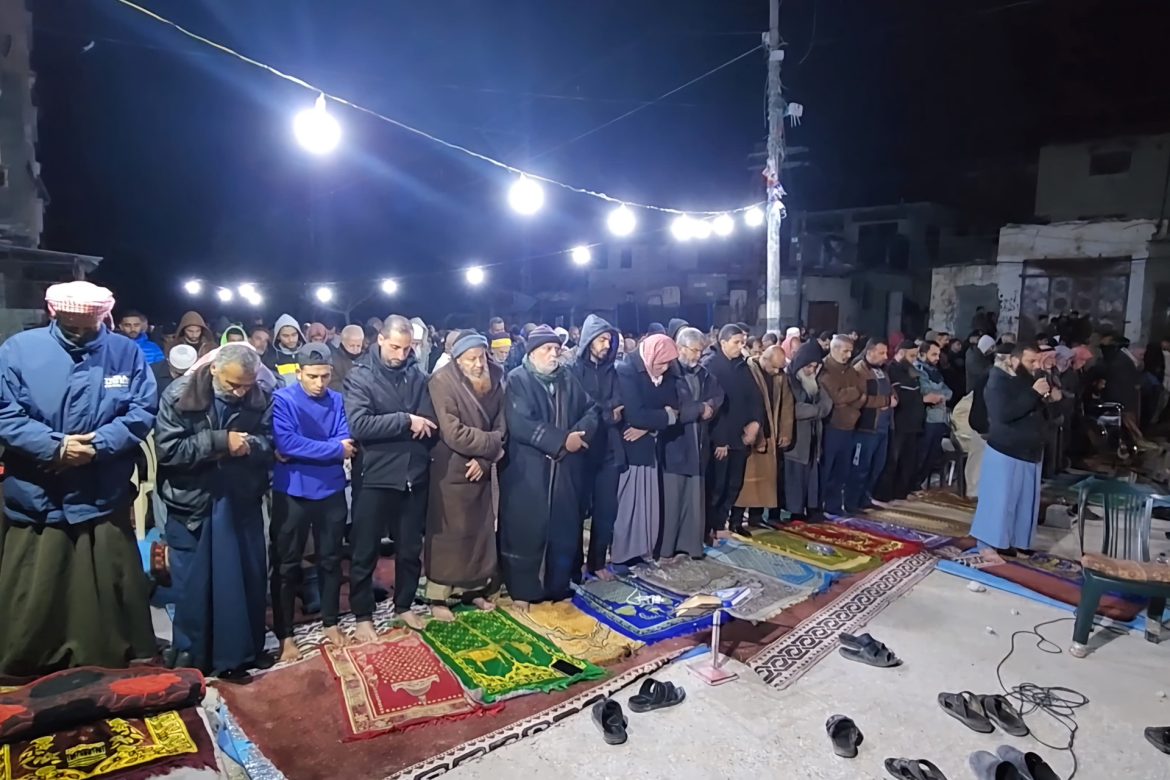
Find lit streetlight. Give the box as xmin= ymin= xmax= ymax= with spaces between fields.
xmin=508 ymin=175 xmax=545 ymax=216
xmin=570 ymin=245 xmax=592 ymax=266
xmin=744 ymin=206 xmax=765 ymax=228
xmin=606 ymin=204 xmax=636 ymax=237
xmin=293 ymin=93 xmax=341 ymax=155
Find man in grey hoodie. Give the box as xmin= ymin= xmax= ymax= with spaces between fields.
xmin=272 ymin=313 xmax=306 ymax=387
xmin=569 ymin=314 xmax=624 ymax=576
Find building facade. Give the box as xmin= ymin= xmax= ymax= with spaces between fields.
xmin=0 ymin=0 xmax=44 ymax=246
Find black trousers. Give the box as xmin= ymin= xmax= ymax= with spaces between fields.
xmin=877 ymin=429 xmax=922 ymax=502
xmin=350 ymin=484 xmax=427 ymax=618
xmin=269 ymin=491 xmax=347 ymax=638
xmin=586 ymin=463 xmax=621 ymax=574
xmin=705 ymin=448 xmax=748 ymax=533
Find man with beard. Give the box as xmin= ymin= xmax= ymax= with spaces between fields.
xmin=818 ymin=335 xmax=867 ymax=515
xmin=702 ymin=324 xmax=763 ymax=537
xmin=490 ymin=334 xmax=513 ymax=365
xmin=344 ymin=315 xmax=437 ymax=635
xmin=847 ymin=339 xmax=895 ymax=513
xmin=425 ymin=332 xmax=506 ymax=621
xmin=249 ymin=325 xmax=274 ymax=366
xmin=155 ymin=343 xmax=274 ymax=678
xmin=272 ymin=314 xmax=306 ymax=387
xmin=0 ymin=282 xmax=158 ymax=677
xmin=970 ymin=344 xmax=1055 ymax=555
xmin=914 ymin=340 xmax=953 ymax=488
xmin=153 ymin=344 xmax=198 ymax=400
xmin=119 ymin=309 xmax=165 ymax=364
xmin=784 ymin=342 xmax=833 ymax=520
xmin=166 ymin=311 xmax=217 ymax=357
xmin=878 ymin=340 xmax=925 ymax=502
xmin=499 ymin=326 xmax=598 ymax=606
xmin=270 ymin=344 xmax=354 ymax=661
xmin=661 ymin=328 xmax=721 ymax=556
xmin=570 ymin=314 xmax=625 ymax=577
xmin=735 ymin=345 xmax=793 ymax=528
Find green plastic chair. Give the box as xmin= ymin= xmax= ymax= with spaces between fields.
xmin=1070 ymin=477 xmax=1168 ymax=657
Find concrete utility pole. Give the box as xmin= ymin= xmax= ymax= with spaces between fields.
xmin=764 ymin=0 xmax=786 ymax=332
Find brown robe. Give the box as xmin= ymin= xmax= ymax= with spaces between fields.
xmin=736 ymin=357 xmax=795 ymax=509
xmin=424 ymin=360 xmax=506 ymax=589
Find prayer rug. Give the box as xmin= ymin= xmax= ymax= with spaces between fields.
xmin=321 ymin=630 xmax=496 ymax=741
xmin=749 ymin=553 xmax=936 ymax=690
xmin=706 ymin=539 xmax=839 ymax=594
xmin=894 ymin=498 xmax=976 ymax=524
xmin=829 ymin=516 xmax=954 ymax=550
xmin=419 ymin=608 xmax=605 ymax=703
xmin=914 ymin=490 xmax=977 ymax=511
xmin=0 ymin=667 xmax=205 ymax=744
xmin=214 ymin=637 xmax=690 ymax=780
xmin=498 ymin=599 xmax=644 ymax=666
xmin=784 ymin=520 xmax=924 ymax=561
xmin=1012 ymin=551 xmax=1084 ymax=583
xmin=630 ymin=557 xmax=816 ymax=623
xmin=0 ymin=707 xmax=216 ymax=780
xmin=572 ymin=576 xmax=715 ymax=643
xmin=865 ymin=507 xmax=973 ymax=538
xmin=743 ymin=529 xmax=879 ymax=572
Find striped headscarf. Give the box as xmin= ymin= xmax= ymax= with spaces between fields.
xmin=45 ymin=281 xmax=116 ymax=326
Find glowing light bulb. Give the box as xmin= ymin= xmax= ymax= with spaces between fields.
xmin=508 ymin=175 xmax=545 ymax=216
xmin=293 ymin=93 xmax=341 ymax=155
xmin=465 ymin=266 xmax=486 ymax=286
xmin=607 ymin=204 xmax=636 ymax=237
xmin=691 ymin=219 xmax=712 ymax=240
xmin=671 ymin=215 xmax=695 ymax=242
xmin=570 ymin=245 xmax=592 ymax=266
xmin=314 ymin=286 xmax=334 ymax=304
xmin=237 ymin=283 xmax=256 ymax=298
xmin=744 ymin=206 xmax=765 ymax=228
xmin=712 ymin=213 xmax=735 ymax=237
xmin=380 ymin=278 xmax=399 ymax=295
xmin=215 ymin=287 xmax=233 ymax=303
xmin=183 ymin=279 xmax=203 ymax=295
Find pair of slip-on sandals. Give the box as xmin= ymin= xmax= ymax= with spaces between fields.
xmin=593 ymin=678 xmax=685 ymax=745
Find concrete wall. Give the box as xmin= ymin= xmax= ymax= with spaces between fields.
xmin=928 ymin=264 xmax=999 ymax=335
xmin=1035 ymin=135 xmax=1170 ymax=222
xmin=0 ymin=0 xmax=43 ymax=245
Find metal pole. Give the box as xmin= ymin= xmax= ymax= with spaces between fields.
xmin=765 ymin=0 xmax=786 ymax=332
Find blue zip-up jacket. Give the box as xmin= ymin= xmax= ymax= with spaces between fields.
xmin=915 ymin=359 xmax=954 ymax=425
xmin=272 ymin=383 xmax=350 ymax=500
xmin=0 ymin=323 xmax=158 ymax=525
xmin=130 ymin=332 xmax=166 ymax=365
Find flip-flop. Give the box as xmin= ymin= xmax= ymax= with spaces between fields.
xmin=969 ymin=750 xmax=1024 ymax=780
xmin=980 ymin=694 xmax=1029 ymax=737
xmin=839 ymin=642 xmax=902 ymax=667
xmin=996 ymin=745 xmax=1060 ymax=780
xmin=1145 ymin=726 xmax=1170 ymax=755
xmin=938 ymin=691 xmax=993 ymax=733
xmin=826 ymin=714 xmax=864 ymax=758
xmin=839 ymin=632 xmax=879 ymax=649
xmin=627 ymin=678 xmax=686 ymax=713
xmin=884 ymin=757 xmax=949 ymax=779
xmin=592 ymin=698 xmax=628 ymax=745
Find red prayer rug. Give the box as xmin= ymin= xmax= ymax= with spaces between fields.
xmin=785 ymin=520 xmax=924 ymax=561
xmin=320 ymin=630 xmax=499 ymax=741
xmin=0 ymin=707 xmax=216 ymax=780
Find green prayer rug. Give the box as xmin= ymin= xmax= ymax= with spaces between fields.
xmin=744 ymin=530 xmax=879 ymax=572
xmin=420 ymin=607 xmax=605 ymax=703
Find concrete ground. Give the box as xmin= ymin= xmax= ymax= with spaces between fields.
xmin=445 ymin=571 xmax=1170 ymax=780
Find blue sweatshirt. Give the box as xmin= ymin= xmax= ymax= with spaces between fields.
xmin=272 ymin=383 xmax=350 ymax=499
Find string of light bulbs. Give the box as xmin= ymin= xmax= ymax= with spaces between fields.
xmin=110 ymin=0 xmax=775 ymax=231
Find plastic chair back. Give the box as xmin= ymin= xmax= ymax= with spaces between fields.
xmin=1076 ymin=477 xmax=1153 ymax=562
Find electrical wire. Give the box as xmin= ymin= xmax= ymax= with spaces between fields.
xmin=993 ymin=616 xmax=1103 ymax=780
xmin=108 ymin=0 xmax=765 ymax=216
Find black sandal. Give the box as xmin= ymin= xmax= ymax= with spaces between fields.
xmin=980 ymin=694 xmax=1028 ymax=737
xmin=628 ymin=678 xmax=686 ymax=713
xmin=937 ymin=691 xmax=993 ymax=733
xmin=1145 ymin=726 xmax=1170 ymax=755
xmin=592 ymin=698 xmax=628 ymax=745
xmin=839 ymin=642 xmax=902 ymax=668
xmin=884 ymin=757 xmax=949 ymax=779
xmin=826 ymin=714 xmax=863 ymax=758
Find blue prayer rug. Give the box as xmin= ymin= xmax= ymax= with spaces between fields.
xmin=705 ymin=539 xmax=840 ymax=594
xmin=571 ymin=576 xmax=714 ymax=644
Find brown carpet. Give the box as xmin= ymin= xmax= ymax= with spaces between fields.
xmin=216 ymin=636 xmax=693 ymax=780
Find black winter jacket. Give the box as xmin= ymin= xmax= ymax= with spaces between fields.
xmin=888 ymin=359 xmax=925 ymax=435
xmin=570 ymin=314 xmax=624 ymax=468
xmin=702 ymin=348 xmax=763 ymax=449
xmin=343 ymin=351 xmax=436 ymax=490
xmin=984 ymin=367 xmax=1050 ymax=463
xmin=155 ymin=365 xmax=274 ymax=530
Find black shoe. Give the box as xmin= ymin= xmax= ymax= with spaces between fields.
xmin=592 ymin=698 xmax=628 ymax=745
xmin=730 ymin=523 xmax=753 ymax=537
xmin=218 ymin=667 xmax=254 ymax=685
xmin=995 ymin=547 xmax=1018 ymax=558
xmin=253 ymin=653 xmax=277 ymax=670
xmin=826 ymin=714 xmax=863 ymax=758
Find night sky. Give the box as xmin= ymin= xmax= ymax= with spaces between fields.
xmin=30 ymin=0 xmax=1170 ymax=326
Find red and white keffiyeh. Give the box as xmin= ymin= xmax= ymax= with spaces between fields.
xmin=45 ymin=281 xmax=116 ymax=323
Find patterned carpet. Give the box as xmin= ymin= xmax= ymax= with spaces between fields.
xmin=748 ymin=553 xmax=937 ymax=690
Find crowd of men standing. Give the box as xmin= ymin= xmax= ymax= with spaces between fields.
xmin=0 ymin=281 xmax=1147 ymax=681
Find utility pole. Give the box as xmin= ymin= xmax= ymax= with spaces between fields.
xmin=764 ymin=0 xmax=786 ymax=333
